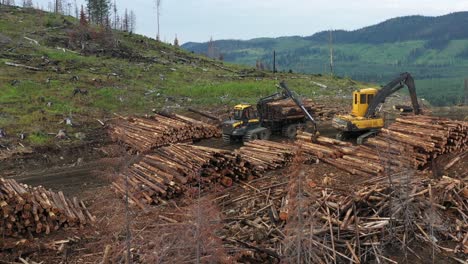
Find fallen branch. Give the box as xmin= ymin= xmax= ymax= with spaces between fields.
xmin=24 ymin=36 xmax=39 ymax=46
xmin=5 ymin=61 xmax=40 ymax=71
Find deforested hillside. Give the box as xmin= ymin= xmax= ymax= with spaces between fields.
xmin=0 ymin=5 xmax=359 ymax=147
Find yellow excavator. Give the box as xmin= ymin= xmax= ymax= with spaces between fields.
xmin=332 ymin=72 xmax=421 ymax=143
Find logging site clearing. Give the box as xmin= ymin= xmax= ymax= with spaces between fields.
xmin=0 ymin=5 xmax=467 ymax=264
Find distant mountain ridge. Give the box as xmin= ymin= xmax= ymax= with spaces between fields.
xmin=182 ymin=12 xmax=468 ymax=106
xmin=306 ymin=12 xmax=468 ymax=44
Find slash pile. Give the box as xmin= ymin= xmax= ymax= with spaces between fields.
xmin=0 ymin=178 xmax=95 ymax=237
xmin=297 ymin=115 xmax=468 ymax=177
xmin=282 ymin=175 xmax=468 ymax=263
xmin=109 ymin=113 xmax=221 ymax=152
xmin=112 ymin=144 xmax=257 ymax=208
xmin=216 ymin=173 xmax=289 ymax=262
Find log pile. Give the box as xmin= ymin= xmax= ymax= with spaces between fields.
xmin=297 ymin=115 xmax=468 ymax=177
xmin=259 ymin=98 xmax=344 ymax=121
xmin=236 ymin=140 xmax=299 ymax=171
xmin=282 ymin=175 xmax=468 ymax=262
xmin=112 ymin=144 xmax=258 ymax=208
xmin=109 ymin=113 xmax=221 ymax=152
xmin=377 ymin=115 xmax=467 ymax=162
xmin=0 ymin=178 xmax=95 ymax=237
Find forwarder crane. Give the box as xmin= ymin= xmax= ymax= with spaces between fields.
xmin=332 ymin=72 xmax=421 ymax=144
xmin=222 ymin=81 xmax=318 ymax=143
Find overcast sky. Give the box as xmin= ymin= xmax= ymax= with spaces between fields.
xmin=34 ymin=0 xmax=468 ymax=43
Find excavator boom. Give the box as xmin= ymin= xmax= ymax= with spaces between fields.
xmin=365 ymin=72 xmax=421 ymax=118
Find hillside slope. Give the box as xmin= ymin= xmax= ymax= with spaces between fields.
xmin=0 ymin=6 xmax=360 ymax=147
xmin=183 ymin=12 xmax=468 ymax=106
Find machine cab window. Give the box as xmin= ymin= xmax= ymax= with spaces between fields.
xmin=245 ymin=107 xmax=258 ymax=120
xmin=234 ymin=109 xmax=243 ymax=120
xmin=233 ymin=105 xmax=257 ymax=121
xmin=360 ymin=94 xmax=367 ymax=104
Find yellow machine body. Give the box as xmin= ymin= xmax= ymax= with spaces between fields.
xmin=234 ymin=104 xmax=252 ymax=110
xmin=333 ymin=88 xmax=384 ymax=131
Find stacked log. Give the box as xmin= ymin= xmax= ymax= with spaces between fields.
xmin=112 ymin=144 xmax=257 ymax=208
xmin=0 ymin=178 xmax=95 ymax=237
xmin=282 ymin=176 xmax=468 ymax=262
xmin=109 ymin=113 xmax=221 ymax=152
xmin=236 ymin=140 xmax=299 ymax=171
xmin=297 ymin=115 xmax=468 ymax=176
xmin=259 ymin=98 xmax=344 ymax=122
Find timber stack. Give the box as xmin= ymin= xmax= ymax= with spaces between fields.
xmin=297 ymin=115 xmax=468 ymax=177
xmin=282 ymin=175 xmax=468 ymax=262
xmin=259 ymin=98 xmax=343 ymax=121
xmin=236 ymin=140 xmax=299 ymax=171
xmin=112 ymin=144 xmax=257 ymax=208
xmin=0 ymin=178 xmax=95 ymax=237
xmin=109 ymin=113 xmax=221 ymax=152
xmin=373 ymin=115 xmax=468 ymax=166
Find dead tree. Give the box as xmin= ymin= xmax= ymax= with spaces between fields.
xmin=155 ymin=0 xmax=162 ymax=41
xmin=129 ymin=10 xmax=136 ymax=33
xmin=174 ymin=34 xmax=179 ymax=47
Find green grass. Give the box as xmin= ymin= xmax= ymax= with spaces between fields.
xmin=27 ymin=132 xmax=52 ymax=146
xmin=188 ymin=36 xmax=468 ymax=106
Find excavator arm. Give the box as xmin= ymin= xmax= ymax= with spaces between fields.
xmin=279 ymin=81 xmax=318 ymax=133
xmin=365 ymin=72 xmax=421 ymax=118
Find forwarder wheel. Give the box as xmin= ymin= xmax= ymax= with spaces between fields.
xmin=243 ymin=131 xmax=259 ymax=142
xmin=259 ymin=129 xmax=271 ymax=140
xmin=336 ymin=131 xmax=350 ymax=141
xmin=222 ymin=134 xmax=232 ymax=143
xmin=282 ymin=124 xmax=298 ymax=139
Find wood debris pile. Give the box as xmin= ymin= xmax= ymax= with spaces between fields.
xmin=259 ymin=98 xmax=344 ymax=121
xmin=0 ymin=178 xmax=95 ymax=237
xmin=113 ymin=144 xmax=258 ymax=208
xmin=297 ymin=115 xmax=468 ymax=177
xmin=109 ymin=113 xmax=221 ymax=152
xmin=282 ymin=175 xmax=468 ymax=263
xmin=216 ymin=174 xmax=288 ymax=262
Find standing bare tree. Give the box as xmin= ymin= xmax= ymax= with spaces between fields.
xmin=112 ymin=0 xmax=118 ymax=29
xmin=3 ymin=0 xmax=15 ymax=6
xmin=173 ymin=34 xmax=179 ymax=47
xmin=122 ymin=8 xmax=129 ymax=32
xmin=207 ymin=37 xmax=219 ymax=59
xmin=155 ymin=0 xmax=162 ymax=41
xmin=22 ymin=0 xmax=33 ymax=7
xmin=129 ymin=10 xmax=136 ymax=33
xmin=54 ymin=0 xmax=61 ymax=13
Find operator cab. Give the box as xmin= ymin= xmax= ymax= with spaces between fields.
xmin=351 ymin=88 xmax=377 ymax=118
xmin=233 ymin=104 xmax=258 ymax=122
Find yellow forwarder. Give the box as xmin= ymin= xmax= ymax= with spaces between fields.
xmin=332 ymin=72 xmax=421 ymax=143
xmin=222 ymin=81 xmax=318 ymax=143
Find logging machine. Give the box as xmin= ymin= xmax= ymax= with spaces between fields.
xmin=332 ymin=72 xmax=421 ymax=143
xmin=222 ymin=81 xmax=318 ymax=143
